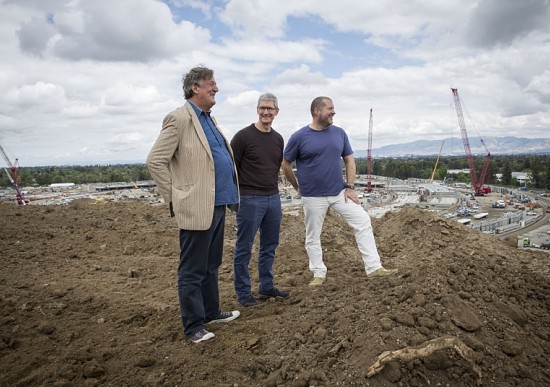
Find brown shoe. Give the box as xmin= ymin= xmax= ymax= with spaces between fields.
xmin=367 ymin=268 xmax=398 ymax=279
xmin=309 ymin=277 xmax=325 ymax=286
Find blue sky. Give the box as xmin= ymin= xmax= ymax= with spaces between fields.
xmin=0 ymin=0 xmax=549 ymax=166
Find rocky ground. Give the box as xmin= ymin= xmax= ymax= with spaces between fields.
xmin=0 ymin=199 xmax=549 ymax=386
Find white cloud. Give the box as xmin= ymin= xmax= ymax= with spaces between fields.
xmin=526 ymin=70 xmax=550 ymax=105
xmin=172 ymin=0 xmax=218 ymax=19
xmin=17 ymin=17 xmax=57 ymax=56
xmin=466 ymin=0 xmax=550 ymax=48
xmin=6 ymin=81 xmax=66 ymax=112
xmin=0 ymin=0 xmax=548 ymax=166
xmin=219 ymin=0 xmax=296 ymax=39
xmin=18 ymin=0 xmax=212 ymax=62
xmin=214 ymin=38 xmax=326 ymax=64
xmin=100 ymin=84 xmax=161 ymax=110
xmin=273 ymin=65 xmax=327 ymax=86
xmin=63 ymin=104 xmax=98 ymax=118
xmin=53 ymin=8 xmax=85 ymax=35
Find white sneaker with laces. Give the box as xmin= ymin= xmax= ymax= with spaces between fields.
xmin=206 ymin=310 xmax=241 ymax=324
xmin=189 ymin=329 xmax=215 ymax=343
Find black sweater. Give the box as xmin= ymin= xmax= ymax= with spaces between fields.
xmin=230 ymin=124 xmax=284 ymax=195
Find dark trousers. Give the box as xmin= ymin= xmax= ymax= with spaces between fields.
xmin=233 ymin=194 xmax=281 ymax=300
xmin=178 ymin=205 xmax=225 ymax=337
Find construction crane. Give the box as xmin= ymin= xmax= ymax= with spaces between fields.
xmin=366 ymin=108 xmax=373 ymax=192
xmin=0 ymin=142 xmax=27 ymax=205
xmin=451 ymin=88 xmax=491 ymax=195
xmin=429 ymin=140 xmax=444 ymax=184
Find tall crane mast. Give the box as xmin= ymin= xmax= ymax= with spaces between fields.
xmin=366 ymin=108 xmax=373 ymax=193
xmin=0 ymin=142 xmax=27 ymax=205
xmin=451 ymin=88 xmax=491 ymax=195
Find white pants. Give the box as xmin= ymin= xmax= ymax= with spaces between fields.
xmin=302 ymin=190 xmax=382 ymax=277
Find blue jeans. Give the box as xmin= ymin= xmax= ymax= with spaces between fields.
xmin=233 ymin=194 xmax=282 ymax=300
xmin=178 ymin=205 xmax=225 ymax=337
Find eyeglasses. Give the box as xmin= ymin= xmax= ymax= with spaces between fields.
xmin=258 ymin=106 xmax=277 ymax=112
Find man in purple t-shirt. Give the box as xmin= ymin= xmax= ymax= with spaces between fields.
xmin=282 ymin=96 xmax=398 ymax=286
xmin=230 ymin=93 xmax=291 ymax=307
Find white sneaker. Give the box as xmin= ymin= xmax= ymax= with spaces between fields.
xmin=189 ymin=329 xmax=215 ymax=343
xmin=206 ymin=310 xmax=241 ymax=324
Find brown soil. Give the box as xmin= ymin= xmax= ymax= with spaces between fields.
xmin=1 ymin=199 xmax=549 ymax=386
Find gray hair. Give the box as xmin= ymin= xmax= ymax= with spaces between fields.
xmin=257 ymin=93 xmax=278 ymax=109
xmin=182 ymin=66 xmax=214 ymax=99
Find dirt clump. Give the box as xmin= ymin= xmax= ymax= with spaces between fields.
xmin=0 ymin=200 xmax=549 ymax=386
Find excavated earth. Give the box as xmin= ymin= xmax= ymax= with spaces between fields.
xmin=0 ymin=199 xmax=549 ymax=386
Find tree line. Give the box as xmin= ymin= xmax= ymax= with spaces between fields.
xmin=1 ymin=164 xmax=151 ymax=187
xmin=356 ymin=154 xmax=550 ymax=189
xmin=1 ymin=154 xmax=549 ymax=190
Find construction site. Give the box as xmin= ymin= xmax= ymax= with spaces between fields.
xmin=1 ymin=88 xmax=549 ymax=385
xmin=3 ymin=88 xmax=547 ymax=248
xmin=1 ymin=181 xmax=549 ymax=386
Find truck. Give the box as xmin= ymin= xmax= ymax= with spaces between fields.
xmin=492 ymin=200 xmax=505 ymax=208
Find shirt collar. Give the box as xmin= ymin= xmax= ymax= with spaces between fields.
xmin=188 ymin=100 xmax=210 ymax=116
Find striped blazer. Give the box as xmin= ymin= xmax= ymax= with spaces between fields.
xmin=146 ymin=102 xmax=238 ymax=230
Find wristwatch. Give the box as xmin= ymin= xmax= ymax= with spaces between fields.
xmin=345 ymin=183 xmax=355 ymax=190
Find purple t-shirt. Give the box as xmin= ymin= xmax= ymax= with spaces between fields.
xmin=283 ymin=125 xmax=353 ymax=197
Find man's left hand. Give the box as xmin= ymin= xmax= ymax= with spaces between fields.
xmin=344 ymin=188 xmax=360 ymax=204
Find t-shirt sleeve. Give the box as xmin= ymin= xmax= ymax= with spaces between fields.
xmin=283 ymin=132 xmax=299 ymax=162
xmin=342 ymin=130 xmax=353 ymax=157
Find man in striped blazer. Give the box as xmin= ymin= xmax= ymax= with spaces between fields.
xmin=147 ymin=66 xmax=240 ymax=344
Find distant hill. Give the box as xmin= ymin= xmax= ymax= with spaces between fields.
xmin=355 ymin=136 xmax=550 ymax=157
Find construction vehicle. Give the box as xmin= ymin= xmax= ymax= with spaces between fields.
xmin=451 ymin=88 xmax=492 ymax=196
xmin=366 ymin=108 xmax=373 ymax=192
xmin=0 ymin=142 xmax=28 ymax=205
xmin=492 ymin=200 xmax=505 ymax=208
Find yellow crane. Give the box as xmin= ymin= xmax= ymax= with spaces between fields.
xmin=429 ymin=140 xmax=444 ymax=184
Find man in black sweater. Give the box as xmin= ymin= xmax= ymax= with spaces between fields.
xmin=230 ymin=93 xmax=290 ymax=307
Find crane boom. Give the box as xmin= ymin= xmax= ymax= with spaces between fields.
xmin=429 ymin=140 xmax=444 ymax=184
xmin=0 ymin=143 xmax=13 ymax=169
xmin=366 ymin=108 xmax=373 ymax=192
xmin=0 ymin=142 xmax=27 ymax=205
xmin=450 ymin=88 xmax=491 ymax=195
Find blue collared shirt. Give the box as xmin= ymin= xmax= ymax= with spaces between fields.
xmin=189 ymin=101 xmax=238 ymax=206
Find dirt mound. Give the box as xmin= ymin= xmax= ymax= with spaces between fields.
xmin=1 ymin=200 xmax=549 ymax=386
